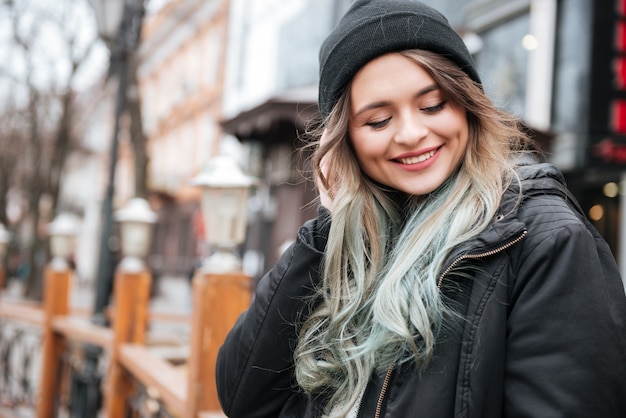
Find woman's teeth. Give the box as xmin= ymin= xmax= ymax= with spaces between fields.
xmin=399 ymin=149 xmax=436 ymax=165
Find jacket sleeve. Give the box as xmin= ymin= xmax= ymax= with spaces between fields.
xmin=505 ymin=215 xmax=626 ymax=417
xmin=216 ymin=207 xmax=331 ymax=418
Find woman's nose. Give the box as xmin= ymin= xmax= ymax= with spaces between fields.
xmin=393 ymin=112 xmax=428 ymax=146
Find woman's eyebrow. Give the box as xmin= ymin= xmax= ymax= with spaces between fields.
xmin=415 ymin=84 xmax=440 ymax=97
xmin=353 ymin=84 xmax=440 ymax=118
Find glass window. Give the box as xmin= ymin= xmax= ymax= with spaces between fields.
xmin=474 ymin=12 xmax=531 ymax=117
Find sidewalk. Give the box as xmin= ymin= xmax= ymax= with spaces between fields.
xmin=145 ymin=275 xmax=192 ymax=360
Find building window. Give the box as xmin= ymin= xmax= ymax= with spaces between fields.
xmin=474 ymin=12 xmax=531 ymax=118
xmin=467 ymin=0 xmax=557 ymax=129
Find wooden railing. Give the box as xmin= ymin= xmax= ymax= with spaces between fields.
xmin=0 ymin=260 xmax=252 ymax=418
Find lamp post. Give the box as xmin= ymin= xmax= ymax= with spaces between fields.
xmin=88 ymin=0 xmax=145 ymax=325
xmin=75 ymin=2 xmax=144 ymax=416
xmin=186 ymin=155 xmax=256 ymax=414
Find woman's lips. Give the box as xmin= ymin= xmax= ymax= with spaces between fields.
xmin=392 ymin=146 xmax=442 ymax=171
xmin=396 ymin=148 xmax=437 ymax=165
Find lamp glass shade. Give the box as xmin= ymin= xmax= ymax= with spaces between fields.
xmin=89 ymin=0 xmax=124 ymax=40
xmin=114 ymin=198 xmax=157 ymax=259
xmin=191 ymin=155 xmax=256 ymax=248
xmin=0 ymin=224 xmax=9 ymax=261
xmin=201 ymin=186 xmax=250 ymax=247
xmin=50 ymin=234 xmax=75 ymax=260
xmin=119 ymin=221 xmax=153 ymax=259
xmin=48 ymin=213 xmax=79 ymax=260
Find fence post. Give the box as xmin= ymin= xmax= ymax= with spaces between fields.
xmin=185 ymin=270 xmax=251 ymax=417
xmin=105 ymin=266 xmax=152 ymax=418
xmin=37 ymin=262 xmax=72 ymax=418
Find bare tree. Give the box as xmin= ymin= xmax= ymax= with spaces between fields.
xmin=0 ymin=0 xmax=101 ymax=299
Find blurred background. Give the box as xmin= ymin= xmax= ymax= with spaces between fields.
xmin=0 ymin=1 xmax=625 ymax=417
xmin=0 ymin=0 xmax=624 ymax=301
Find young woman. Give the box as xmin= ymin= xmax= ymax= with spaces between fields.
xmin=216 ymin=1 xmax=626 ymax=417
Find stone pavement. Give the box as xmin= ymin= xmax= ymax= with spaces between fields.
xmin=144 ymin=275 xmax=192 ymax=359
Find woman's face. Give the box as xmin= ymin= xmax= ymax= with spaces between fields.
xmin=348 ymin=53 xmax=469 ymax=196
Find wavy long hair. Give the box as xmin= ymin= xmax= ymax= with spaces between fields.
xmin=295 ymin=49 xmax=534 ymax=416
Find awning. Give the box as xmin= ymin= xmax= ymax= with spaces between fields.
xmin=221 ymin=85 xmax=319 ymax=143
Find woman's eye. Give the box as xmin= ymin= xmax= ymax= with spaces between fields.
xmin=421 ymin=100 xmax=447 ymax=113
xmin=366 ymin=118 xmax=390 ymax=129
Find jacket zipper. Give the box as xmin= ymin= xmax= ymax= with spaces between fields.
xmin=373 ymin=364 xmax=395 ymax=418
xmin=372 ymin=229 xmax=528 ymax=418
xmin=438 ymin=230 xmax=527 ymax=288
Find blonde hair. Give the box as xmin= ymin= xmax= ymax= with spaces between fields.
xmin=296 ymin=50 xmax=533 ymax=416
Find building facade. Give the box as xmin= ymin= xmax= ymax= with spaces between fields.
xmin=136 ymin=0 xmax=230 ymax=276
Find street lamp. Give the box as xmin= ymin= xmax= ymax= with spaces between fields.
xmin=191 ymin=155 xmax=256 ymax=273
xmin=114 ymin=197 xmax=157 ymax=272
xmin=88 ymin=0 xmax=145 ymax=323
xmin=48 ymin=213 xmax=79 ymax=271
xmin=74 ymin=2 xmax=146 ymax=413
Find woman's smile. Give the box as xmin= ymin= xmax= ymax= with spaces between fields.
xmin=393 ymin=146 xmax=441 ymax=169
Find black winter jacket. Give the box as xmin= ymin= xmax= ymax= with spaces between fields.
xmin=216 ymin=162 xmax=626 ymax=417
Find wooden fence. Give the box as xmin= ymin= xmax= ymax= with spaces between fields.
xmin=0 ymin=261 xmax=252 ymax=418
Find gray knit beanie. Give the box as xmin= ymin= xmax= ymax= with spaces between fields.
xmin=318 ymin=0 xmax=481 ymax=120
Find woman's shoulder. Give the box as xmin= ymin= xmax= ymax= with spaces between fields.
xmin=509 ymin=161 xmax=581 ymax=222
xmin=504 ymin=161 xmax=590 ymax=243
xmin=501 ymin=161 xmax=617 ymax=269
